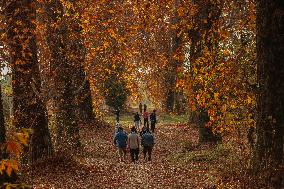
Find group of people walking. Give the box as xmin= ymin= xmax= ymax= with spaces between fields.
xmin=113 ymin=103 xmax=157 ymax=163
xmin=113 ymin=126 xmax=155 ymax=163
xmin=134 ymin=103 xmax=157 ymax=133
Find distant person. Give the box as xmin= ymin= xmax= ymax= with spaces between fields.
xmin=143 ymin=104 xmax=147 ymax=112
xmin=134 ymin=112 xmax=141 ymax=131
xmin=150 ymin=110 xmax=157 ymax=133
xmin=139 ymin=103 xmax=143 ymax=114
xmin=113 ymin=127 xmax=128 ymax=162
xmin=128 ymin=127 xmax=140 ymax=163
xmin=115 ymin=108 xmax=120 ymax=123
xmin=143 ymin=111 xmax=149 ymax=128
xmin=141 ymin=129 xmax=155 ymax=162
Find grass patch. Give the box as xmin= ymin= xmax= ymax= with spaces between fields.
xmin=157 ymin=114 xmax=189 ymax=125
xmin=170 ymin=144 xmax=231 ymax=163
xmin=104 ymin=114 xmax=135 ymax=128
xmin=179 ymin=141 xmax=196 ymax=151
xmin=103 ymin=113 xmax=189 ymax=128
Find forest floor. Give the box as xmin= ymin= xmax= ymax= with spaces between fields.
xmin=22 ymin=115 xmax=235 ymax=189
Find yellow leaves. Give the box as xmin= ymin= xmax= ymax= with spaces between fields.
xmin=82 ymin=19 xmax=90 ymax=24
xmin=247 ymin=95 xmax=253 ymax=105
xmin=223 ymin=49 xmax=230 ymax=57
xmin=0 ymin=129 xmax=31 ymax=177
xmin=103 ymin=41 xmax=110 ymax=49
xmin=16 ymin=132 xmax=29 ymax=147
xmin=177 ymin=7 xmax=185 ymax=17
xmin=108 ymin=10 xmax=115 ymax=14
xmin=107 ymin=28 xmax=118 ymax=40
xmin=0 ymin=160 xmax=19 ymax=176
xmin=214 ymin=92 xmax=219 ymax=101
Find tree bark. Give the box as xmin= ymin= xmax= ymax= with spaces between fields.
xmin=4 ymin=0 xmax=53 ymax=161
xmin=66 ymin=9 xmax=95 ymax=122
xmin=76 ymin=78 xmax=95 ymax=122
xmin=0 ymin=84 xmax=5 ymax=159
xmin=189 ymin=0 xmax=222 ymax=143
xmin=42 ymin=0 xmax=81 ymax=151
xmin=164 ymin=0 xmax=182 ymax=113
xmin=253 ymin=0 xmax=284 ymax=174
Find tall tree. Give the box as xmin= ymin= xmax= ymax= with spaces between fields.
xmin=4 ymin=0 xmax=53 ymax=161
xmin=253 ymin=0 xmax=284 ymax=175
xmin=40 ymin=0 xmax=83 ymax=151
xmin=66 ymin=0 xmax=95 ymax=122
xmin=188 ymin=0 xmax=222 ymax=143
xmin=163 ymin=0 xmax=184 ymax=113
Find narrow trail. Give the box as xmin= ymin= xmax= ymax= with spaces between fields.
xmin=24 ymin=122 xmax=218 ymax=189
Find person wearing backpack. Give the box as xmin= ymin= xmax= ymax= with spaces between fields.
xmin=141 ymin=129 xmax=155 ymax=162
xmin=128 ymin=127 xmax=140 ymax=163
xmin=150 ymin=110 xmax=157 ymax=133
xmin=113 ymin=127 xmax=128 ymax=162
xmin=134 ymin=112 xmax=141 ymax=131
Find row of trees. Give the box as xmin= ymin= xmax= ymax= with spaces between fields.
xmin=0 ymin=0 xmax=283 ymax=186
xmin=0 ymin=0 xmax=96 ymax=163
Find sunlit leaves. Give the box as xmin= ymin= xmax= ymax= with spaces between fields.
xmin=0 ymin=129 xmax=31 ymax=177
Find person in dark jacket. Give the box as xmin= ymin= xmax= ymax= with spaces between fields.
xmin=141 ymin=129 xmax=155 ymax=162
xmin=113 ymin=127 xmax=128 ymax=162
xmin=134 ymin=112 xmax=141 ymax=131
xmin=139 ymin=103 xmax=143 ymax=114
xmin=150 ymin=110 xmax=157 ymax=133
xmin=143 ymin=104 xmax=147 ymax=112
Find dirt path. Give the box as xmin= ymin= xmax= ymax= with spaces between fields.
xmin=24 ymin=123 xmax=218 ymax=189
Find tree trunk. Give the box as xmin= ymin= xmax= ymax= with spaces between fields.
xmin=189 ymin=0 xmax=222 ymax=143
xmin=164 ymin=1 xmax=182 ymax=113
xmin=43 ymin=0 xmax=81 ymax=152
xmin=5 ymin=0 xmax=53 ymax=162
xmin=0 ymin=84 xmax=5 ymax=159
xmin=67 ymin=18 xmax=94 ymax=122
xmin=77 ymin=79 xmax=94 ymax=122
xmin=253 ymin=1 xmax=284 ymax=180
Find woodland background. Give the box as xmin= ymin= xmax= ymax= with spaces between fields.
xmin=0 ymin=0 xmax=284 ymax=188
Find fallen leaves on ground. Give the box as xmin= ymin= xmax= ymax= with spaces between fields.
xmin=22 ymin=123 xmax=221 ymax=189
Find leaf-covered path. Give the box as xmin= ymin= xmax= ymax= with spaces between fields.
xmin=23 ymin=122 xmax=219 ymax=189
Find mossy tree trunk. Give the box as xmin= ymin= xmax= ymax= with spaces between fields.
xmin=5 ymin=0 xmax=53 ymax=162
xmin=0 ymin=85 xmax=5 ymax=159
xmin=189 ymin=0 xmax=222 ymax=143
xmin=42 ymin=0 xmax=81 ymax=152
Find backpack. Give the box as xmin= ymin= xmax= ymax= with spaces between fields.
xmin=142 ymin=133 xmax=154 ymax=147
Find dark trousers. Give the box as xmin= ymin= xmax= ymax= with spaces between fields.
xmin=130 ymin=148 xmax=139 ymax=162
xmin=150 ymin=122 xmax=156 ymax=133
xmin=143 ymin=146 xmax=153 ymax=161
xmin=144 ymin=118 xmax=149 ymax=128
